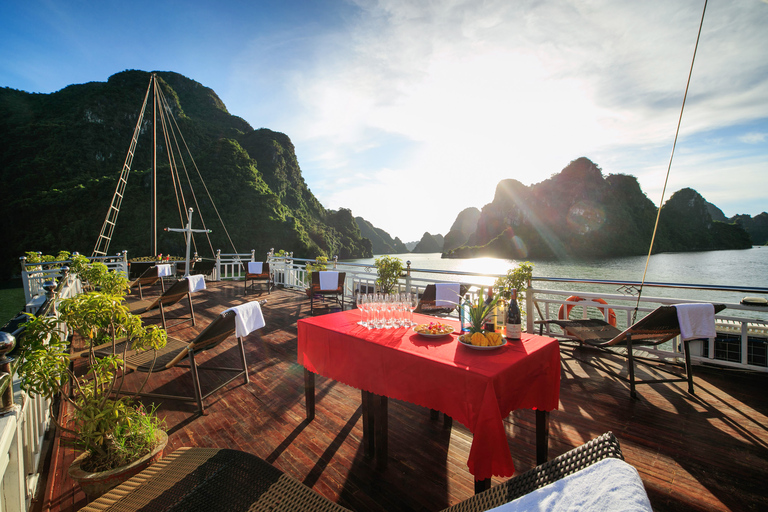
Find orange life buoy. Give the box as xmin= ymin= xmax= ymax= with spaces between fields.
xmin=558 ymin=296 xmax=617 ymax=326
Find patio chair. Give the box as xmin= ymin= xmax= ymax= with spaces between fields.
xmin=244 ymin=261 xmax=273 ymax=295
xmin=309 ymin=271 xmax=346 ymax=315
xmin=541 ymin=304 xmax=726 ymax=398
xmin=79 ymin=433 xmax=627 ymax=512
xmin=190 ymin=260 xmax=216 ymax=280
xmin=93 ymin=300 xmax=266 ymax=415
xmin=126 ymin=276 xmax=204 ymax=329
xmin=128 ymin=261 xmax=155 ymax=280
xmin=128 ymin=265 xmax=166 ymax=300
xmin=415 ymin=283 xmax=469 ymax=316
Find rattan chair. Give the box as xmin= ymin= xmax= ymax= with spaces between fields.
xmin=79 ymin=433 xmax=623 ymax=512
xmin=92 ymin=302 xmax=265 ymax=414
xmin=244 ymin=262 xmax=273 ymax=295
xmin=541 ymin=304 xmax=726 ymax=398
xmin=309 ymin=271 xmax=346 ymax=315
xmin=415 ymin=283 xmax=469 ymax=316
xmin=126 ymin=277 xmax=197 ymax=329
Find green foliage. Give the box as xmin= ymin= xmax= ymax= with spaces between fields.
xmin=16 ymin=257 xmax=167 ymax=471
xmin=374 ymin=256 xmax=404 ymax=293
xmin=494 ymin=262 xmax=533 ymax=302
xmin=463 ymin=287 xmax=500 ymax=334
xmin=305 ymin=256 xmax=328 ymax=284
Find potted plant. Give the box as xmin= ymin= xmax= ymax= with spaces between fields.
xmin=374 ymin=255 xmax=404 ymax=294
xmin=17 ymin=256 xmax=169 ymax=499
xmin=494 ymin=261 xmax=533 ymax=316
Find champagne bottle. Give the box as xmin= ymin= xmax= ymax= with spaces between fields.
xmin=506 ymin=288 xmax=522 ymax=340
xmin=483 ymin=288 xmax=495 ymax=332
xmin=459 ymin=294 xmax=471 ymax=333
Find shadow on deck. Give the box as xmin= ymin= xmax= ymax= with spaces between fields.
xmin=35 ymin=281 xmax=768 ymax=512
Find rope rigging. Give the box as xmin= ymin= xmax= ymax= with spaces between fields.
xmin=633 ymin=0 xmax=708 ymax=324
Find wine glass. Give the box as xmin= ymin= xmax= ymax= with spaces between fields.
xmin=408 ymin=293 xmax=418 ymax=326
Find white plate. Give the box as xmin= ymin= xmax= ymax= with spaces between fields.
xmin=457 ymin=335 xmax=507 ymax=350
xmin=413 ymin=324 xmax=455 ymax=338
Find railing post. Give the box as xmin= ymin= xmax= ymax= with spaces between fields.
xmin=121 ymin=250 xmax=128 ymax=277
xmin=215 ymin=250 xmax=221 ymax=281
xmin=333 ymin=256 xmax=338 ymax=269
xmin=251 ymin=249 xmax=255 ymax=263
xmin=405 ymin=260 xmax=412 ymax=295
xmin=20 ymin=256 xmax=31 ymax=304
xmin=526 ymin=277 xmax=534 ymax=333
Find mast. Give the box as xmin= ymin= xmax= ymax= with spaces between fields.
xmin=152 ymin=73 xmax=158 ymax=256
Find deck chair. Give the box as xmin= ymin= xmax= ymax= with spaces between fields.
xmin=128 ymin=265 xmax=166 ymax=300
xmin=126 ymin=276 xmax=203 ymax=329
xmin=94 ymin=300 xmax=266 ymax=414
xmin=128 ymin=261 xmax=155 ymax=280
xmin=244 ymin=262 xmax=273 ymax=295
xmin=309 ymin=271 xmax=346 ymax=315
xmin=190 ymin=260 xmax=216 ymax=280
xmin=543 ymin=304 xmax=726 ymax=398
xmin=415 ymin=283 xmax=469 ymax=316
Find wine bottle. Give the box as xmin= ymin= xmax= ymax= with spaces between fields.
xmin=459 ymin=294 xmax=471 ymax=333
xmin=506 ymin=288 xmax=522 ymax=340
xmin=483 ymin=288 xmax=495 ymax=332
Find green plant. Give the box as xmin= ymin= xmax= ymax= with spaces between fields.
xmin=494 ymin=261 xmax=533 ymax=308
xmin=305 ymin=256 xmax=328 ymax=285
xmin=374 ymin=256 xmax=404 ymax=294
xmin=17 ymin=258 xmax=167 ymax=473
xmin=462 ymin=287 xmax=500 ymax=334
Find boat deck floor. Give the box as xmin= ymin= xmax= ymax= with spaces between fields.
xmin=35 ymin=281 xmax=768 ymax=512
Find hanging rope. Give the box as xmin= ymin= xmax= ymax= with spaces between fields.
xmin=633 ymin=0 xmax=708 ymax=323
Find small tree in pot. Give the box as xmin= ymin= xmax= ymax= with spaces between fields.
xmin=374 ymin=255 xmax=404 ymax=294
xmin=17 ymin=255 xmax=168 ymax=497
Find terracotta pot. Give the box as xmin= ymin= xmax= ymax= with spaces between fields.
xmin=68 ymin=430 xmax=168 ymax=500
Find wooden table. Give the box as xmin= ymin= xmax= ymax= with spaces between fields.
xmin=298 ymin=311 xmax=560 ymax=492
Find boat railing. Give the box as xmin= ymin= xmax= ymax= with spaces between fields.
xmin=2 ymin=271 xmax=75 ymax=512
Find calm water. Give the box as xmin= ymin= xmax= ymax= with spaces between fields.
xmin=345 ymin=247 xmax=768 ymax=314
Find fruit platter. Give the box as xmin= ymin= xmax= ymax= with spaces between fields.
xmin=413 ymin=322 xmax=455 ymax=338
xmin=458 ymin=331 xmax=507 ymax=350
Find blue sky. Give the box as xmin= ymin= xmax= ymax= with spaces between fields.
xmin=2 ymin=0 xmax=767 ymax=243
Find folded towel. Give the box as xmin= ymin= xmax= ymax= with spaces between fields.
xmin=224 ymin=301 xmax=266 ymax=338
xmin=248 ymin=261 xmax=263 ymax=274
xmin=156 ymin=264 xmax=172 ymax=277
xmin=187 ymin=275 xmax=207 ymax=293
xmin=488 ymin=458 xmax=652 ymax=512
xmin=319 ymin=271 xmax=339 ymax=291
xmin=435 ymin=283 xmax=460 ymax=307
xmin=675 ymin=303 xmax=716 ymax=340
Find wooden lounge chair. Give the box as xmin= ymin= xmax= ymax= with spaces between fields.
xmin=309 ymin=271 xmax=346 ymax=315
xmin=126 ymin=277 xmax=198 ymax=329
xmin=93 ymin=301 xmax=266 ymax=414
xmin=415 ymin=283 xmax=469 ymax=316
xmin=79 ymin=432 xmax=625 ymax=512
xmin=244 ymin=262 xmax=273 ymax=295
xmin=128 ymin=265 xmax=165 ymax=300
xmin=542 ymin=304 xmax=726 ymax=398
xmin=128 ymin=261 xmax=155 ymax=280
xmin=190 ymin=260 xmax=216 ymax=279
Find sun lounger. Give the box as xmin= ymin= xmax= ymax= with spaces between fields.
xmin=126 ymin=276 xmax=204 ymax=329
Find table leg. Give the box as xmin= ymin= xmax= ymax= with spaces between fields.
xmin=474 ymin=478 xmax=491 ymax=494
xmin=374 ymin=394 xmax=388 ymax=470
xmin=361 ymin=390 xmax=375 ymax=458
xmin=304 ymin=368 xmax=315 ymax=421
xmin=535 ymin=409 xmax=549 ymax=464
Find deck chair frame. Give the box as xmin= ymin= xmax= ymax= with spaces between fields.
xmin=94 ymin=304 xmax=264 ymax=414
xmin=309 ymin=271 xmax=346 ymax=315
xmin=244 ymin=262 xmax=273 ymax=295
xmin=127 ymin=277 xmax=196 ymax=329
xmin=541 ymin=304 xmax=725 ymax=398
xmin=128 ymin=265 xmax=166 ymax=300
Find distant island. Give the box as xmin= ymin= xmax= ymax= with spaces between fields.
xmin=1 ymin=71 xmax=765 ymax=280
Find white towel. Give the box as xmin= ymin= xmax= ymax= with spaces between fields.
xmin=487 ymin=458 xmax=652 ymax=512
xmin=187 ymin=275 xmax=207 ymax=293
xmin=435 ymin=283 xmax=460 ymax=307
xmin=156 ymin=264 xmax=172 ymax=277
xmin=224 ymin=301 xmax=266 ymax=338
xmin=319 ymin=271 xmax=339 ymax=291
xmin=675 ymin=303 xmax=716 ymax=340
xmin=248 ymin=262 xmax=263 ymax=274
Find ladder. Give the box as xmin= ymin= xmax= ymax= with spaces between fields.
xmin=92 ymin=77 xmax=153 ymax=257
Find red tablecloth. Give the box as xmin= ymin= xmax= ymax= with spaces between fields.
xmin=297 ymin=310 xmax=560 ymax=480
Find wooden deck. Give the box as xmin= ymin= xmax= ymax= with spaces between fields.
xmin=35 ymin=281 xmax=768 ymax=512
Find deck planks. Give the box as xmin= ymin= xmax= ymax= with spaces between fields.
xmin=33 ymin=281 xmax=768 ymax=512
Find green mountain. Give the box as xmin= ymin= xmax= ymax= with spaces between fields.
xmin=0 ymin=70 xmax=372 ymax=278
xmin=730 ymin=212 xmax=768 ymax=245
xmin=354 ymin=217 xmax=408 ymax=254
xmin=443 ymin=207 xmax=481 ymax=252
xmin=445 ymin=157 xmax=752 ymax=259
xmin=412 ymin=232 xmax=444 ymax=253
